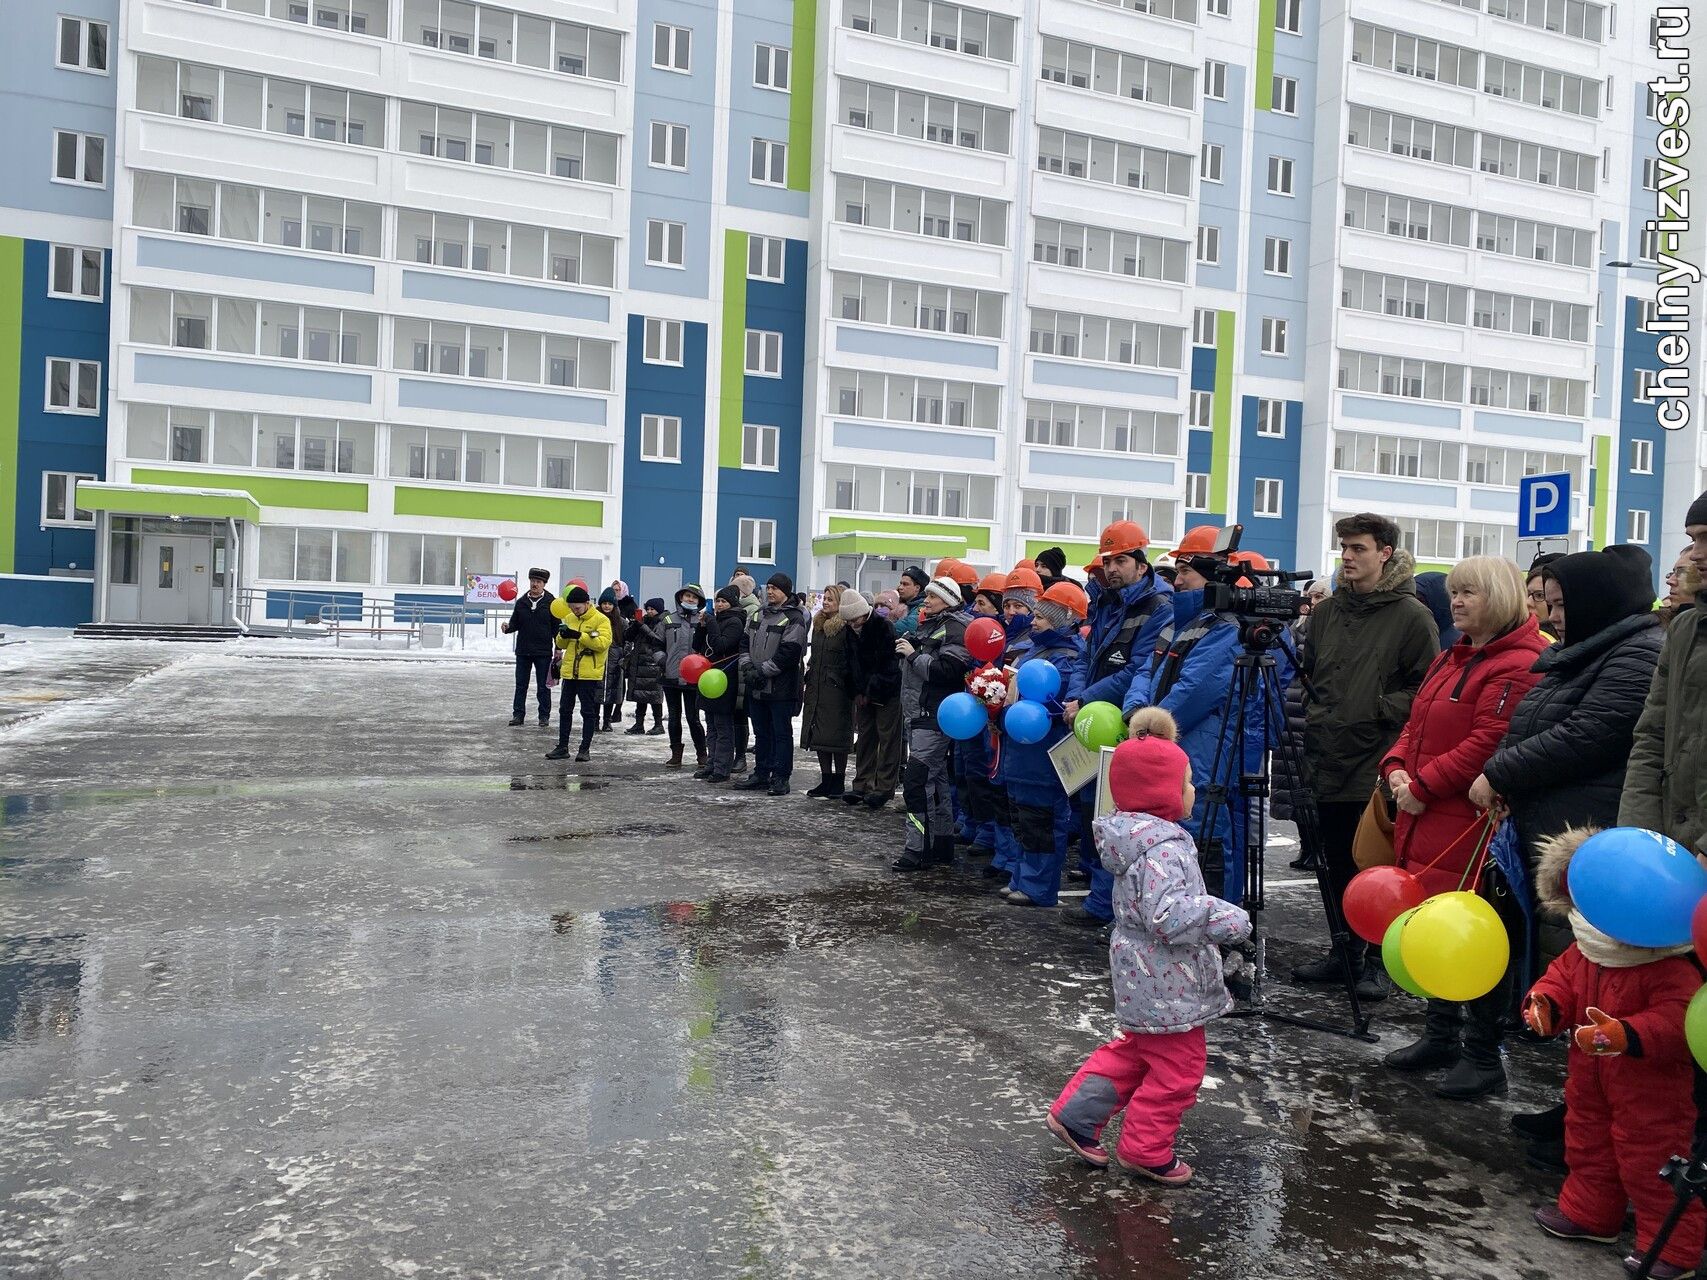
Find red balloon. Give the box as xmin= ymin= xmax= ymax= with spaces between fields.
xmin=497 ymin=578 xmax=518 ymax=601
xmin=679 ymin=654 xmax=712 ymax=684
xmin=966 ymin=616 xmax=1006 ymax=663
xmin=1344 ymin=866 xmax=1429 ymax=945
xmin=1693 ymin=894 xmax=1707 ymax=959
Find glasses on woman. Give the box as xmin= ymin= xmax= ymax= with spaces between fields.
xmin=1526 ymin=589 xmax=1547 ymax=603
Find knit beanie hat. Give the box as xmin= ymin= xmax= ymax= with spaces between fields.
xmin=1109 ymin=708 xmax=1193 ymax=822
xmin=766 ymin=571 xmax=794 ymax=594
xmin=566 ymin=585 xmax=591 ymax=605
xmin=715 ymin=584 xmax=742 ymax=607
xmin=644 ymin=597 xmax=666 ymax=614
xmin=1033 ymin=598 xmax=1072 ymax=632
xmin=1003 ymin=566 xmax=1042 ymax=608
xmin=838 ymin=591 xmax=873 ymax=621
xmin=1035 ymin=546 xmax=1068 ymax=578
xmin=732 ymin=573 xmax=757 ymax=597
xmin=924 ymin=576 xmax=961 ymax=608
xmin=598 ymin=586 xmax=617 ymax=606
xmin=875 ymin=588 xmax=900 ymax=614
xmin=1689 ymin=490 xmax=1707 ymax=529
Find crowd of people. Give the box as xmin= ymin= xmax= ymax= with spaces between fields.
xmin=503 ymin=498 xmax=1707 ymax=1279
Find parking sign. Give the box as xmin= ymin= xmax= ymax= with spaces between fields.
xmin=1517 ymin=473 xmax=1572 ymax=539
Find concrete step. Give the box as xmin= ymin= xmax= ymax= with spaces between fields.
xmin=73 ymin=623 xmax=244 ymax=642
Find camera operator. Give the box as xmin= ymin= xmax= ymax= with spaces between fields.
xmin=1291 ymin=514 xmax=1438 ymax=997
xmin=1121 ymin=533 xmax=1283 ymax=907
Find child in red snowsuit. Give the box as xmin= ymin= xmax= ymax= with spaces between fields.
xmin=1522 ymin=826 xmax=1705 ymax=1279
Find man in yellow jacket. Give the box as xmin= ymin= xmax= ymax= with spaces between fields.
xmin=548 ymin=585 xmax=612 ymax=762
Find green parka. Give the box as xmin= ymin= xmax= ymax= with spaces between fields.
xmin=1619 ymin=598 xmax=1707 ymax=854
xmin=1298 ymin=549 xmax=1440 ymax=805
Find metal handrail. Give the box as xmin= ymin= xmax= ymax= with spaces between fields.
xmin=235 ymin=588 xmax=505 ymax=649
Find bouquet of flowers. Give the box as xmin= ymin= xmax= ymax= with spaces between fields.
xmin=966 ymin=663 xmax=1011 ymax=711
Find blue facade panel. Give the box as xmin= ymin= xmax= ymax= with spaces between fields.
xmin=1190 ymin=345 xmax=1216 ymax=394
xmin=1237 ymin=396 xmax=1302 ymax=568
xmin=726 ymin=7 xmax=809 ymax=219
xmin=621 ymin=313 xmax=708 ymax=588
xmin=1243 ymin=25 xmax=1316 ymax=382
xmin=1194 ymin=63 xmax=1245 ymax=294
xmin=15 ymin=240 xmax=109 ymax=578
xmin=1186 ymin=429 xmax=1213 ymax=475
xmin=1618 ymin=295 xmax=1665 ymax=570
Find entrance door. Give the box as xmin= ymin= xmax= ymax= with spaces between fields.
xmin=184 ymin=535 xmax=213 ymax=625
xmin=140 ymin=536 xmax=191 ymax=624
xmin=637 ymin=565 xmax=682 ymax=608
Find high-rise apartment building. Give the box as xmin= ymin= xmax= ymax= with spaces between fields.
xmin=0 ymin=0 xmax=1683 ymax=628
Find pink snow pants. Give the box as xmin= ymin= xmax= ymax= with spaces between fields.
xmin=1050 ymin=1026 xmax=1208 ymax=1167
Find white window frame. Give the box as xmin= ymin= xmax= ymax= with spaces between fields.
xmin=1263 ymin=235 xmax=1292 ymax=276
xmin=646 ymin=218 xmax=685 ymax=268
xmin=1204 ymin=60 xmax=1227 ymax=101
xmin=747 ymin=235 xmax=785 ymax=282
xmin=1267 ymin=155 xmax=1295 ymax=195
xmin=1256 ymin=398 xmax=1287 ymax=438
xmin=45 ymin=357 xmax=101 ymax=414
xmin=1261 ymin=317 xmax=1289 ymax=355
xmin=640 ymin=413 xmax=682 ymax=464
xmin=52 ymin=129 xmax=105 ymax=188
xmin=643 ymin=316 xmax=684 ymax=366
xmin=653 ymin=22 xmax=691 ymax=73
xmin=754 ymin=42 xmax=791 ymax=91
xmin=1189 ymin=390 xmax=1213 ymax=428
xmin=745 ymin=328 xmax=783 ymax=377
xmin=1205 ymin=0 xmax=1229 ymax=15
xmin=750 ymin=138 xmax=787 ymax=187
xmin=1195 ymin=224 xmax=1220 ymax=265
xmin=741 ymin=422 xmax=780 ymax=471
xmin=48 ymin=244 xmax=104 ymax=301
xmin=56 ymin=15 xmax=109 ymax=74
xmin=1629 ymin=508 xmax=1650 ymax=544
xmin=1185 ymin=472 xmax=1210 ymax=510
xmin=41 ymin=471 xmax=98 ymax=527
xmin=1201 ymin=142 xmax=1224 ymax=184
xmin=649 ymin=121 xmax=688 ymax=171
xmin=1275 ymin=0 xmax=1301 ymax=34
xmin=1631 ymin=437 xmax=1653 ymax=474
xmin=1192 ymin=308 xmax=1217 ymax=347
xmin=1253 ymin=476 xmax=1284 ymax=517
xmin=738 ymin=516 xmax=777 ymax=564
xmin=1272 ymin=75 xmax=1298 ymax=115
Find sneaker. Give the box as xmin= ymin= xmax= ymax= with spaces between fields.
xmin=1005 ymin=891 xmax=1044 ymax=907
xmin=998 ymin=886 xmax=1018 ymax=900
xmin=508 ymin=715 xmax=525 ymax=726
xmin=767 ymin=779 xmax=790 ymax=797
xmin=1066 ymin=866 xmax=1091 ymax=883
xmin=891 ymin=850 xmax=928 ymax=872
xmin=538 ymin=716 xmax=550 ymax=728
xmin=1045 ymin=1112 xmax=1109 ymax=1169
xmin=1625 ymin=1256 xmax=1695 ymax=1279
xmin=574 ymin=748 xmax=590 ymax=763
xmin=1533 ymin=1204 xmax=1618 ymax=1244
xmin=545 ymin=745 xmax=569 ymax=760
xmin=1116 ymin=1155 xmax=1193 ymax=1186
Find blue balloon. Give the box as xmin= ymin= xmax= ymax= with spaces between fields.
xmin=1004 ymin=699 xmax=1051 ymax=745
xmin=1016 ymin=660 xmax=1063 ymax=703
xmin=937 ymin=691 xmax=989 ymax=741
xmin=1570 ymin=826 xmax=1707 ymax=948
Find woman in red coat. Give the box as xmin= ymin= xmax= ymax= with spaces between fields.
xmin=1380 ymin=556 xmax=1547 ymax=1098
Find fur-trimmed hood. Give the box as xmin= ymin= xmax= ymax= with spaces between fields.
xmin=1533 ymin=825 xmax=1694 ymax=967
xmin=814 ymin=612 xmax=846 ymax=637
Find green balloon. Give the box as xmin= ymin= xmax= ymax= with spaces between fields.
xmin=697 ymin=667 xmax=728 ymax=698
xmin=1686 ymin=985 xmax=1707 ymax=1071
xmin=1074 ymin=701 xmax=1126 ymax=751
xmin=1382 ymin=908 xmax=1431 ymax=998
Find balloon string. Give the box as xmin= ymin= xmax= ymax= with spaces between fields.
xmin=1408 ymin=814 xmax=1491 ymax=879
xmin=1456 ymin=815 xmax=1499 ymax=893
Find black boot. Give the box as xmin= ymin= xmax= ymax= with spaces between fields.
xmin=1511 ymin=1102 xmax=1567 ymax=1141
xmin=509 ymin=714 xmax=525 ymax=726
xmin=732 ymin=773 xmax=772 ymax=791
xmin=1436 ymin=992 xmax=1508 ymax=1099
xmin=1292 ymin=939 xmax=1364 ymax=985
xmin=927 ymin=836 xmax=955 ymax=866
xmin=1384 ymin=1000 xmax=1463 ymax=1072
xmin=807 ymin=754 xmax=837 ymax=797
xmin=1355 ymin=953 xmax=1391 ymax=1002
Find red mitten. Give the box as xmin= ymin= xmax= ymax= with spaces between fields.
xmin=1522 ymin=993 xmax=1559 ymax=1038
xmin=1572 ymin=1007 xmax=1629 ymax=1057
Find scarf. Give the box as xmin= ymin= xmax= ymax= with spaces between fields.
xmin=1569 ymin=909 xmax=1693 ymax=969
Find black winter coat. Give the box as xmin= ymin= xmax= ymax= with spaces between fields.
xmin=1270 ymin=633 xmax=1310 ymax=822
xmin=847 ymin=612 xmax=902 ymax=704
xmin=505 ymin=591 xmax=559 ymax=658
xmin=1482 ymin=613 xmax=1663 ymax=863
xmin=699 ymin=609 xmax=746 ymax=713
xmin=627 ymin=616 xmax=667 ymax=700
xmin=800 ymin=616 xmax=855 ymax=751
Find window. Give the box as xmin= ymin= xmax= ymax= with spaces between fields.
xmin=1204 ymin=60 xmax=1227 ymax=100
xmin=1189 ymin=390 xmax=1213 ymax=428
xmin=742 ymin=422 xmax=779 ymax=471
xmin=52 ymin=129 xmax=105 ymax=186
xmin=653 ymin=22 xmax=691 ymax=71
xmin=650 ymin=121 xmax=687 ymax=170
xmin=1261 ymin=317 xmax=1288 ymax=355
xmin=747 ymin=236 xmax=785 ymax=282
xmin=643 ymin=317 xmax=683 ymax=365
xmin=57 ymin=16 xmax=109 ymax=72
xmin=738 ymin=517 xmax=776 ymax=563
xmin=1272 ymin=75 xmax=1298 ymax=114
xmin=1264 ymin=236 xmax=1291 ymax=276
xmin=1256 ymin=399 xmax=1287 ymax=437
xmin=48 ymin=245 xmax=103 ymax=300
xmin=1201 ymin=142 xmax=1223 ymax=183
xmin=1275 ymin=0 xmax=1301 ymax=33
xmin=1206 ymin=0 xmax=1229 ymax=14
xmin=750 ymin=138 xmax=787 ymax=186
xmin=842 ymin=0 xmax=1018 ymax=61
xmin=1629 ymin=508 xmax=1650 ymax=544
xmin=1038 ymin=38 xmax=1197 ymax=110
xmin=1193 ymin=308 xmax=1217 ymax=347
xmin=385 ymin=532 xmax=493 ymax=587
xmin=755 ymin=42 xmax=790 ymax=90
xmin=1253 ymin=477 xmax=1284 ymax=517
xmin=841 ymin=80 xmax=1013 ymax=154
xmin=1267 ymin=155 xmax=1294 ymax=195
xmin=42 ymin=472 xmax=97 ymax=526
xmin=1631 ymin=438 xmax=1653 ymax=474
xmin=745 ymin=329 xmax=783 ymax=377
xmin=261 ymin=526 xmax=374 ymax=584
xmin=1185 ymin=472 xmax=1210 ymax=510
xmin=1640 ymin=228 xmax=1662 ymax=262
xmin=46 ymin=358 xmax=100 ymax=413
xmin=640 ymin=413 xmax=681 ymax=463
xmin=1195 ymin=225 xmax=1220 ymax=265
xmin=646 ymin=219 xmax=685 ymax=268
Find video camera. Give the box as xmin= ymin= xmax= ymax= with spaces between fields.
xmin=1182 ymin=525 xmax=1312 ymax=648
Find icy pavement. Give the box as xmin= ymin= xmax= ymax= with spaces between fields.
xmin=0 ymin=649 xmax=1607 ymax=1278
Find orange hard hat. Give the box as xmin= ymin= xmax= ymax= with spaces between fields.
xmin=1014 ymin=558 xmax=1037 ymax=572
xmin=1041 ymin=581 xmax=1090 ymax=620
xmin=1004 ymin=567 xmax=1044 ymax=594
xmin=1098 ymin=520 xmax=1149 ymax=558
xmin=976 ymin=572 xmax=1008 ymax=597
xmin=935 ymin=557 xmax=978 ymax=587
xmin=1229 ymin=549 xmax=1269 ymax=588
xmin=1169 ymin=526 xmax=1223 ymax=561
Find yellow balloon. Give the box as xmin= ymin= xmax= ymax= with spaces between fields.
xmin=550 ymin=597 xmax=570 ymax=620
xmin=1399 ymin=890 xmax=1509 ymax=1002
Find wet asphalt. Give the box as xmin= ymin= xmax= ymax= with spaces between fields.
xmin=0 ymin=646 xmax=1629 ymax=1278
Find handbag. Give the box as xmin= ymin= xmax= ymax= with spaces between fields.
xmin=1352 ymin=783 xmax=1397 ymax=870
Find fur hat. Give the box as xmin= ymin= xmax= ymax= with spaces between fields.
xmin=839 ymin=591 xmax=873 ymax=621
xmin=527 ymin=567 xmax=550 ymax=583
xmin=924 ymin=576 xmax=961 ymax=608
xmin=1109 ymin=708 xmax=1194 ymax=822
xmin=900 ymin=566 xmax=930 ymax=592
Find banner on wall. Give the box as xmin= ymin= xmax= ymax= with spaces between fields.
xmin=465 ymin=573 xmax=516 ymax=605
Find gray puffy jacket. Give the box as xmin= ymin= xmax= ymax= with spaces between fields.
xmin=662 ymin=611 xmax=703 ymax=685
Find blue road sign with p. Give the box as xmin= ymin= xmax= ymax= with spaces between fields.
xmin=1518 ymin=472 xmax=1572 ymax=539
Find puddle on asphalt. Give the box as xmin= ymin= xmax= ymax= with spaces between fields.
xmin=511 ymin=824 xmax=679 ymax=843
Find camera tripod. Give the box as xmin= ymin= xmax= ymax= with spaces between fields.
xmin=1193 ymin=624 xmax=1378 ymax=1042
xmin=1629 ymin=1140 xmax=1707 ymax=1279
